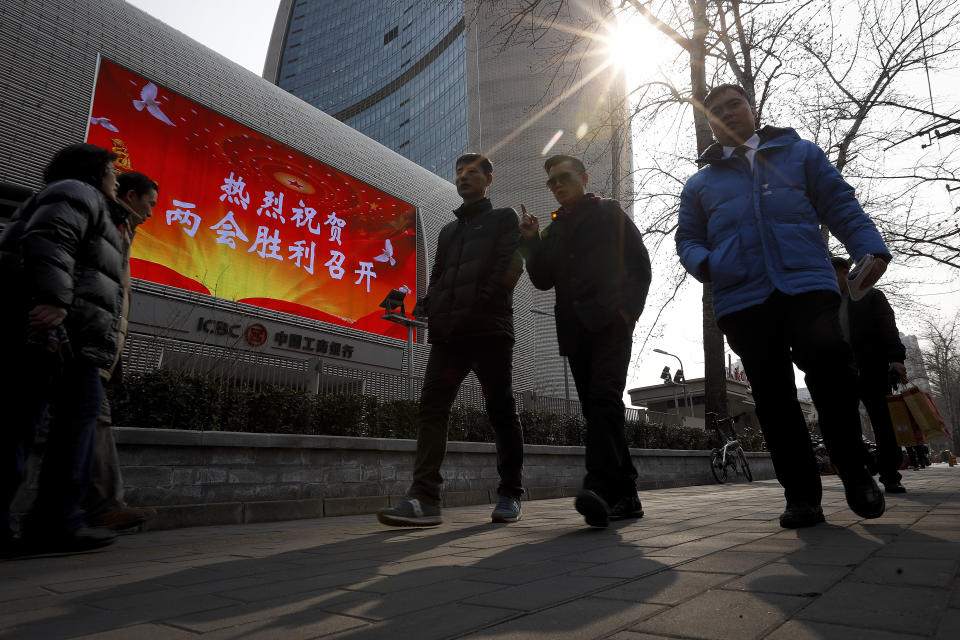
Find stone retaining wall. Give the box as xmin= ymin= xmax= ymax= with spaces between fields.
xmin=113 ymin=428 xmax=775 ymax=530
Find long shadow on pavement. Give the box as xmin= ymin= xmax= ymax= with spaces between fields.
xmin=0 ymin=514 xmax=677 ymax=639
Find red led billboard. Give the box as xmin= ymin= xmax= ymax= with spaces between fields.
xmin=85 ymin=59 xmax=417 ymax=340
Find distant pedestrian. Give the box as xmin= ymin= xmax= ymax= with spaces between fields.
xmin=832 ymin=256 xmax=908 ymax=494
xmin=676 ymin=84 xmax=890 ymax=529
xmin=518 ymin=154 xmax=652 ymax=528
xmin=82 ymin=171 xmax=159 ymax=531
xmin=907 ymin=445 xmax=920 ymax=470
xmin=0 ymin=143 xmax=128 ymax=555
xmin=377 ymin=153 xmax=525 ymax=527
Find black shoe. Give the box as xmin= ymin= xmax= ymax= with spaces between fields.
xmin=574 ymin=490 xmax=610 ymax=528
xmin=882 ymin=481 xmax=907 ymax=494
xmin=87 ymin=506 xmax=158 ymax=531
xmin=779 ymin=503 xmax=825 ymax=528
xmin=1 ymin=531 xmax=22 ymax=559
xmin=841 ymin=471 xmax=886 ymax=519
xmin=609 ymin=495 xmax=644 ymax=520
xmin=20 ymin=527 xmax=116 ymax=556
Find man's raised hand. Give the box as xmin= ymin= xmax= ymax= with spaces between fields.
xmin=518 ymin=204 xmax=539 ymax=239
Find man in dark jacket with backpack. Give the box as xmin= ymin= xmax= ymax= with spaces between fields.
xmin=832 ymin=256 xmax=908 ymax=493
xmin=0 ymin=143 xmax=127 ymax=555
xmin=519 ymin=154 xmax=652 ymax=528
xmin=377 ymin=153 xmax=525 ymax=527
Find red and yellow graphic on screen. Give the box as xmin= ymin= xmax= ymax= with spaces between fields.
xmin=86 ymin=60 xmax=417 ymax=340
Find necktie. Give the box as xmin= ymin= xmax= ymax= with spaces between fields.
xmin=732 ymin=145 xmax=751 ymax=171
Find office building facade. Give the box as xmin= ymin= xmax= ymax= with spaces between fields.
xmin=265 ymin=0 xmax=468 ymax=182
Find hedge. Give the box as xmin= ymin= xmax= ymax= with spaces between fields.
xmin=111 ymin=369 xmax=766 ymax=451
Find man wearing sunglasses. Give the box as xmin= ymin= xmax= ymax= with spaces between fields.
xmin=676 ymin=84 xmax=891 ymax=529
xmin=519 ymin=154 xmax=652 ymax=528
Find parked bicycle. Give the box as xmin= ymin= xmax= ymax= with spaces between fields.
xmin=707 ymin=412 xmax=753 ymax=483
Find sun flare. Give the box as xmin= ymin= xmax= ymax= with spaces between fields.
xmin=600 ymin=12 xmax=666 ymax=78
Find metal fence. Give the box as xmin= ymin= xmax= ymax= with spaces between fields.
xmin=127 ymin=334 xmax=674 ymax=423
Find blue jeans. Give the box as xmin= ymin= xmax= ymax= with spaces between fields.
xmin=1 ymin=351 xmax=103 ymax=536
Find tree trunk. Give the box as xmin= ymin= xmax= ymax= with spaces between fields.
xmin=689 ymin=1 xmax=729 ymax=419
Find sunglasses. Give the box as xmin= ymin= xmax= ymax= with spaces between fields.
xmin=546 ymin=171 xmax=581 ymax=188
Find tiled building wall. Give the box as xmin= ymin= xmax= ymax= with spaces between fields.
xmin=0 ymin=0 xmax=462 ymax=386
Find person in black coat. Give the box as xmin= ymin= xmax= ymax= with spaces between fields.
xmin=832 ymin=257 xmax=908 ymax=493
xmin=519 ymin=154 xmax=652 ymax=528
xmin=377 ymin=153 xmax=525 ymax=527
xmin=0 ymin=143 xmax=127 ymax=556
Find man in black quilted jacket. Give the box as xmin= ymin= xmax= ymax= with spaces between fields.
xmin=0 ymin=143 xmax=128 ymax=556
xmin=519 ymin=154 xmax=652 ymax=528
xmin=377 ymin=153 xmax=525 ymax=527
xmin=832 ymin=256 xmax=908 ymax=493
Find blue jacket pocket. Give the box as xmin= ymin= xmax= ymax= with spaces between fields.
xmin=707 ymin=234 xmax=747 ymax=290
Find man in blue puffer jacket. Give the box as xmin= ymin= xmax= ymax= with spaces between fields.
xmin=676 ymin=84 xmax=890 ymax=528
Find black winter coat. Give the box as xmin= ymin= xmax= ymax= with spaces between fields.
xmin=522 ymin=195 xmax=651 ymax=354
xmin=0 ymin=179 xmax=127 ymax=368
xmin=422 ymin=198 xmax=523 ymax=343
xmin=846 ymin=288 xmax=906 ymax=374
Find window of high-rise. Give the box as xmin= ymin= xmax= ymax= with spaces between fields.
xmin=274 ymin=0 xmax=468 ymax=181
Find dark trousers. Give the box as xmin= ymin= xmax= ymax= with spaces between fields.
xmin=1 ymin=353 xmax=103 ymax=536
xmin=410 ymin=337 xmax=523 ymax=505
xmin=857 ymin=370 xmax=902 ymax=485
xmin=81 ymin=394 xmax=127 ymax=518
xmin=566 ymin=318 xmax=638 ymax=505
xmin=719 ymin=290 xmax=865 ymax=507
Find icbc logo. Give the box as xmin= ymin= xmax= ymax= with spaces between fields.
xmin=244 ymin=323 xmax=268 ymax=347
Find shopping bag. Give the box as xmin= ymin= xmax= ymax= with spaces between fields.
xmin=901 ymin=385 xmax=951 ymax=440
xmin=887 ymin=393 xmax=922 ymax=446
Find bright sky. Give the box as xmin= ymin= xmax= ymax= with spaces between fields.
xmin=125 ymin=0 xmax=958 ymax=395
xmin=126 ymin=0 xmax=281 ymax=76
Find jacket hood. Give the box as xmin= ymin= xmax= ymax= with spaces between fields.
xmin=39 ymin=179 xmax=106 ymax=212
xmin=453 ymin=197 xmax=492 ymax=221
xmin=38 ymin=178 xmax=130 ymax=226
xmin=698 ymin=126 xmax=799 ymax=165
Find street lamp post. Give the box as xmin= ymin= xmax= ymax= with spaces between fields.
xmin=530 ymin=308 xmax=570 ymax=411
xmin=654 ymin=348 xmax=693 ymax=417
xmin=379 ymin=289 xmax=427 ymax=401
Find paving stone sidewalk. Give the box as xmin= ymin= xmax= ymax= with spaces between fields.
xmin=1 ymin=466 xmax=957 ymax=639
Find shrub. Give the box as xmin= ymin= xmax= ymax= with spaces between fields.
xmin=110 ymin=370 xmax=740 ymax=450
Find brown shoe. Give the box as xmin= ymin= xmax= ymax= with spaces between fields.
xmin=88 ymin=506 xmax=157 ymax=531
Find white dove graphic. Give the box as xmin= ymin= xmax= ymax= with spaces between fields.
xmin=373 ymin=238 xmax=396 ymax=266
xmin=399 ymin=285 xmax=412 ymax=295
xmin=133 ymin=82 xmax=175 ymax=126
xmin=90 ymin=116 xmax=118 ymax=132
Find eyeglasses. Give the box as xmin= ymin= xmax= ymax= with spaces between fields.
xmin=546 ymin=171 xmax=581 ymax=188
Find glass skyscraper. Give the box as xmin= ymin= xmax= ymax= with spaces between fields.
xmin=266 ymin=0 xmax=468 ymax=181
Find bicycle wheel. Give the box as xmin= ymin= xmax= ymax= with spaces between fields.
xmin=737 ymin=448 xmax=753 ymax=482
xmin=710 ymin=450 xmax=727 ymax=483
